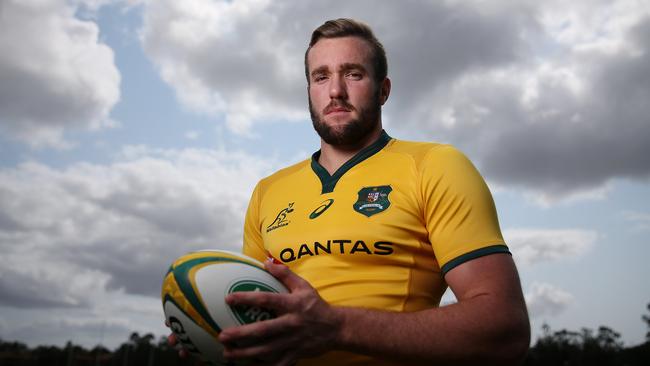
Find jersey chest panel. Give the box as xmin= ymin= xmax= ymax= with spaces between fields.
xmin=259 ymin=153 xmax=442 ymax=309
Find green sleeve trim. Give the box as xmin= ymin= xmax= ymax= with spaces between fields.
xmin=311 ymin=130 xmax=392 ymax=194
xmin=441 ymin=245 xmax=511 ymax=276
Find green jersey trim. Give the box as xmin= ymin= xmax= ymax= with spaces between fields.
xmin=311 ymin=130 xmax=392 ymax=194
xmin=441 ymin=245 xmax=511 ymax=276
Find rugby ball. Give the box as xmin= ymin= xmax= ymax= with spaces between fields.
xmin=161 ymin=249 xmax=288 ymax=365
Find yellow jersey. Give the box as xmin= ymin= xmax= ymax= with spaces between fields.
xmin=242 ymin=130 xmax=508 ymax=365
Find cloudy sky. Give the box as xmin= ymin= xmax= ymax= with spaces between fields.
xmin=1 ymin=0 xmax=649 ymax=349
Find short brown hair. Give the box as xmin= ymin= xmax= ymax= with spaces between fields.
xmin=304 ymin=18 xmax=388 ymax=83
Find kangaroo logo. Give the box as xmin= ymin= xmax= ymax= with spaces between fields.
xmin=266 ymin=202 xmax=294 ymax=232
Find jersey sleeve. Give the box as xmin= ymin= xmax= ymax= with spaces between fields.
xmin=420 ymin=145 xmax=509 ymax=275
xmin=242 ymin=181 xmax=267 ymax=262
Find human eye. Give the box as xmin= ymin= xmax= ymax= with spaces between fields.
xmin=312 ymin=73 xmax=328 ymax=83
xmin=346 ymin=70 xmax=363 ymax=80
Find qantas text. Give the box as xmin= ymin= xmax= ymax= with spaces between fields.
xmin=278 ymin=240 xmax=394 ymax=263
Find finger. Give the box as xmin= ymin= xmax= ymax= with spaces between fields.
xmin=264 ymin=260 xmax=311 ymax=291
xmin=219 ymin=315 xmax=292 ymax=345
xmin=265 ymin=251 xmax=283 ymax=265
xmin=226 ymin=290 xmax=291 ymax=313
xmin=168 ymin=334 xmax=189 ymax=358
xmin=275 ymin=354 xmax=299 ymax=366
xmin=222 ymin=330 xmax=299 ymax=361
xmin=167 ymin=333 xmax=177 ymax=346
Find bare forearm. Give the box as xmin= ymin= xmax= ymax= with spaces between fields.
xmin=332 ymin=295 xmax=530 ymax=365
xmin=220 ymin=255 xmax=529 ymax=365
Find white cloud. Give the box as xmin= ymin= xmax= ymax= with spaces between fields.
xmin=525 ymin=282 xmax=574 ymax=318
xmin=621 ymin=210 xmax=650 ymax=231
xmin=522 ymin=184 xmax=611 ymax=208
xmin=409 ymin=1 xmax=650 ymax=201
xmin=538 ymin=0 xmax=645 ymax=51
xmin=0 ymin=147 xmax=277 ymax=310
xmin=139 ymin=0 xmax=531 ymax=135
xmin=504 ymin=228 xmax=597 ymax=265
xmin=0 ymin=288 xmax=173 ymax=348
xmin=0 ymin=145 xmax=282 ymax=347
xmin=139 ymin=0 xmax=311 ymax=134
xmin=185 ymin=130 xmax=199 ymax=140
xmin=6 ymin=312 xmax=136 ymax=348
xmin=136 ymin=0 xmax=650 ymax=201
xmin=0 ymin=0 xmax=120 ymax=149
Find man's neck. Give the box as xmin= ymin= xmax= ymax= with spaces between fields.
xmin=318 ymin=126 xmax=383 ymax=175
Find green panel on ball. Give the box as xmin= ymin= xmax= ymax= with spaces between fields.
xmin=228 ymin=280 xmax=279 ymax=325
xmin=172 ymin=256 xmax=260 ymax=333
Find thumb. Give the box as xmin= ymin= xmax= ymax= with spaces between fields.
xmin=265 ymin=260 xmax=310 ymax=292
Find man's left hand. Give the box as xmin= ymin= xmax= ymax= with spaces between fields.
xmin=218 ymin=260 xmax=342 ymax=365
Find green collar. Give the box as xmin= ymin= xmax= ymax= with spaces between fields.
xmin=311 ymin=130 xmax=392 ymax=194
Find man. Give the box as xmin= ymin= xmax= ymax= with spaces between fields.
xmin=179 ymin=18 xmax=530 ymax=365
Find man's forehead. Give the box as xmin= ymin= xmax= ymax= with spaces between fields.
xmin=307 ymin=36 xmax=373 ymax=70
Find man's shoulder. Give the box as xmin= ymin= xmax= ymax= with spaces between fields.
xmin=386 ymin=138 xmax=461 ymax=162
xmin=258 ymin=158 xmax=312 ymax=187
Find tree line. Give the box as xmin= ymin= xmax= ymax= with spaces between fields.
xmin=1 ymin=303 xmax=648 ymax=365
xmin=0 ymin=332 xmax=200 ymax=366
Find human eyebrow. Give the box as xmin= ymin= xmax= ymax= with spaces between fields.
xmin=339 ymin=63 xmax=367 ymax=73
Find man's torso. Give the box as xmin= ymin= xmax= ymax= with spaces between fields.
xmin=243 ymin=132 xmax=507 ymax=365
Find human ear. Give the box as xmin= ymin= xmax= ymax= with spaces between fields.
xmin=380 ymin=77 xmax=391 ymax=105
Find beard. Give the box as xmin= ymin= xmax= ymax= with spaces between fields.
xmin=309 ymin=88 xmax=382 ymax=146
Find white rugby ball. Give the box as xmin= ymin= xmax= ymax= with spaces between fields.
xmin=161 ymin=249 xmax=288 ymax=365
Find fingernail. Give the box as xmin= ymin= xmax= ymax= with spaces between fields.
xmin=267 ymin=257 xmax=285 ymax=266
xmin=265 ymin=251 xmax=283 ymax=264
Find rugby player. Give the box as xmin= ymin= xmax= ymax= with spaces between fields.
xmin=174 ymin=18 xmax=530 ymax=366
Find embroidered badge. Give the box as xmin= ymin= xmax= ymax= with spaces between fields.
xmin=353 ymin=186 xmax=392 ymax=217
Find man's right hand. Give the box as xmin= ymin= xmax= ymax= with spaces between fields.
xmin=165 ymin=321 xmax=189 ymax=358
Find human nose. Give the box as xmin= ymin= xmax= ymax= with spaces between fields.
xmin=329 ymin=74 xmax=347 ymax=99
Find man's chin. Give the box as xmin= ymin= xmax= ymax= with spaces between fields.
xmin=315 ymin=118 xmax=350 ymax=134
xmin=318 ymin=125 xmax=375 ymax=147
xmin=323 ymin=113 xmax=355 ymax=126
xmin=311 ymin=108 xmax=379 ymax=147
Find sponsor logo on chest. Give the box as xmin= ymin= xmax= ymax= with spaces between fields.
xmin=277 ymin=239 xmax=394 ymax=263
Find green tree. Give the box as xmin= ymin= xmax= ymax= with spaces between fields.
xmin=0 ymin=339 xmax=33 ymax=366
xmin=642 ymin=302 xmax=650 ymax=342
xmin=580 ymin=326 xmax=623 ymax=365
xmin=525 ymin=324 xmax=582 ymax=365
xmin=526 ymin=324 xmax=627 ymax=366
